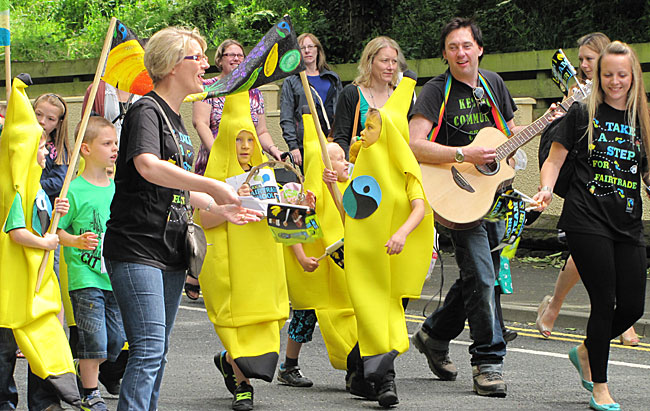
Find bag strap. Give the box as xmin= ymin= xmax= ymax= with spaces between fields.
xmin=141 ymin=95 xmax=193 ymax=218
xmin=310 ymin=84 xmax=331 ymax=131
xmin=350 ymin=86 xmax=361 ymax=146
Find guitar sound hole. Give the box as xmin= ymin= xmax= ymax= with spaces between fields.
xmin=475 ymin=161 xmax=499 ymax=176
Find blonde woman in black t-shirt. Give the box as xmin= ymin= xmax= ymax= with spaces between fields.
xmin=536 ymin=33 xmax=641 ymax=347
xmin=103 ymin=27 xmax=260 ymax=411
xmin=533 ymin=41 xmax=650 ymax=411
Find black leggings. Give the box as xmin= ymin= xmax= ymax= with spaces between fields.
xmin=567 ymin=232 xmax=646 ymax=383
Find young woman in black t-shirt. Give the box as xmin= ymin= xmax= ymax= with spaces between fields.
xmin=102 ymin=27 xmax=260 ymax=411
xmin=534 ymin=41 xmax=650 ymax=411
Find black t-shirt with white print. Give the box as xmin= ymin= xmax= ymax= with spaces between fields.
xmin=553 ymin=102 xmax=647 ymax=245
xmin=104 ymin=91 xmax=194 ymax=271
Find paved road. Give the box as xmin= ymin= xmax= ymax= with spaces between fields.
xmin=12 ymin=294 xmax=650 ymax=410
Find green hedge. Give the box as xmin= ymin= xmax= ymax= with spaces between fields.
xmin=7 ymin=0 xmax=650 ymax=63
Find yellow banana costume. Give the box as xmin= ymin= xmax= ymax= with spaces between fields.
xmin=282 ymin=112 xmax=357 ymax=370
xmin=344 ymin=72 xmax=434 ymax=379
xmin=0 ymin=78 xmax=79 ymax=403
xmin=199 ymin=91 xmax=288 ymax=381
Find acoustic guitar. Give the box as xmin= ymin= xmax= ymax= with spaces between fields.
xmin=421 ymin=82 xmax=591 ymax=229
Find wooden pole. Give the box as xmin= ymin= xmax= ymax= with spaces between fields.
xmin=298 ymin=71 xmax=345 ymax=221
xmin=35 ymin=17 xmax=117 ymax=293
xmin=4 ymin=45 xmax=10 ymax=102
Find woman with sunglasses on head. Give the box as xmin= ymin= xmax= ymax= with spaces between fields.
xmin=102 ymin=27 xmax=260 ymax=411
xmin=186 ymin=39 xmax=283 ymax=301
xmin=331 ymin=36 xmax=408 ymax=158
xmin=280 ymin=33 xmax=342 ymax=167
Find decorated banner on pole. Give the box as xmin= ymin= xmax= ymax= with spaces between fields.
xmin=101 ymin=19 xmax=153 ymax=95
xmin=0 ymin=0 xmax=10 ymax=102
xmin=184 ymin=15 xmax=305 ymax=102
xmin=551 ymin=49 xmax=578 ymax=96
xmin=0 ymin=0 xmax=9 ymax=46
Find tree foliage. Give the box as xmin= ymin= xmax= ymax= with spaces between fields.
xmin=7 ymin=0 xmax=650 ymax=62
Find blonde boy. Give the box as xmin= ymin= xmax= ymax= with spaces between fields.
xmin=57 ymin=116 xmax=124 ymax=410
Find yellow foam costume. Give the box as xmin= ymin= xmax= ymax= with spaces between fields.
xmin=282 ymin=112 xmax=357 ymax=370
xmin=0 ymin=79 xmax=77 ymax=385
xmin=344 ymin=72 xmax=434 ymax=379
xmin=199 ymin=91 xmax=288 ymax=381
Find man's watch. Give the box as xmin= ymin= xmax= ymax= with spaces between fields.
xmin=454 ymin=147 xmax=465 ymax=163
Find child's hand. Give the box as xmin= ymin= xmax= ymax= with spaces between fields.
xmin=299 ymin=256 xmax=319 ymax=272
xmin=385 ymin=231 xmax=407 ymax=255
xmin=54 ymin=198 xmax=69 ymax=216
xmin=75 ymin=232 xmax=99 ymax=250
xmin=42 ymin=233 xmax=60 ymax=251
xmin=323 ymin=168 xmax=338 ymax=184
xmin=237 ymin=183 xmax=251 ymax=196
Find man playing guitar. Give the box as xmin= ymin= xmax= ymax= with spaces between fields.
xmin=408 ymin=17 xmax=521 ymax=398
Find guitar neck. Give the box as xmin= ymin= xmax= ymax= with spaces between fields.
xmin=495 ymin=95 xmax=578 ymax=161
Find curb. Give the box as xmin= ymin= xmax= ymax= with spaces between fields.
xmin=409 ymin=296 xmax=650 ymax=338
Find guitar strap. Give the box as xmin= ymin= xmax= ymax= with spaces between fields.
xmin=427 ymin=70 xmax=511 ymax=141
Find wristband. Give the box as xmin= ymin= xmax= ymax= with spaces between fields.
xmin=205 ymin=198 xmax=214 ymax=212
xmin=539 ymin=186 xmax=552 ymax=194
xmin=267 ymin=144 xmax=277 ymax=152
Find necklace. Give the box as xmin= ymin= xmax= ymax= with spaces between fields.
xmin=367 ymin=85 xmax=391 ymax=108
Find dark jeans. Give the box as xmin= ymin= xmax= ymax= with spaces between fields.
xmin=27 ymin=367 xmax=60 ymax=411
xmin=0 ymin=328 xmax=61 ymax=411
xmin=0 ymin=328 xmax=17 ymax=410
xmin=422 ymin=221 xmax=506 ymax=370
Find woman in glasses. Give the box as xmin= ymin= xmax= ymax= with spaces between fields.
xmin=280 ymin=33 xmax=342 ymax=167
xmin=331 ymin=36 xmax=408 ymax=158
xmin=186 ymin=39 xmax=283 ymax=300
xmin=103 ymin=27 xmax=259 ymax=410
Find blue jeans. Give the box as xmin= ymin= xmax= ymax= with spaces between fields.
xmin=106 ymin=260 xmax=185 ymax=411
xmin=422 ymin=221 xmax=506 ymax=370
xmin=70 ymin=288 xmax=125 ymax=361
xmin=0 ymin=328 xmax=17 ymax=410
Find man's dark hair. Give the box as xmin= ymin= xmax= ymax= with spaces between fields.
xmin=439 ymin=17 xmax=484 ymax=63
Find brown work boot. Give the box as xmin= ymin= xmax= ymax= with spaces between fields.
xmin=412 ymin=325 xmax=457 ymax=381
xmin=472 ymin=366 xmax=507 ymax=397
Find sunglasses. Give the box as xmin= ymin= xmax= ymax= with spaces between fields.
xmin=184 ymin=54 xmax=208 ymax=62
xmin=472 ymin=87 xmax=491 ymax=115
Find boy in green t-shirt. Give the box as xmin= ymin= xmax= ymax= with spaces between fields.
xmin=57 ymin=116 xmax=124 ymax=411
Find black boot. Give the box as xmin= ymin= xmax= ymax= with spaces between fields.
xmin=376 ymin=374 xmax=398 ymax=408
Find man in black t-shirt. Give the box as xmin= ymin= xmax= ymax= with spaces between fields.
xmin=408 ymin=17 xmax=519 ymax=398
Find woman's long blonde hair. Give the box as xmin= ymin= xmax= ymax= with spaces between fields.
xmin=354 ymin=36 xmax=405 ymax=88
xmin=587 ymin=41 xmax=650 ymax=160
xmin=576 ymin=32 xmax=610 ymax=83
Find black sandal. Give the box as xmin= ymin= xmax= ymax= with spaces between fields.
xmin=184 ymin=282 xmax=201 ymax=300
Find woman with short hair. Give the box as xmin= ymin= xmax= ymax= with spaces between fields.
xmin=103 ymin=27 xmax=259 ymax=410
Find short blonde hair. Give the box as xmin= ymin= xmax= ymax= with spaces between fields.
xmin=144 ymin=27 xmax=207 ymax=85
xmin=354 ymin=36 xmax=405 ymax=88
xmin=214 ymin=39 xmax=245 ymax=73
xmin=75 ymin=116 xmax=115 ymax=146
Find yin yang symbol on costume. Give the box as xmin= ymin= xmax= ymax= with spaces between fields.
xmin=343 ymin=175 xmax=382 ymax=219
